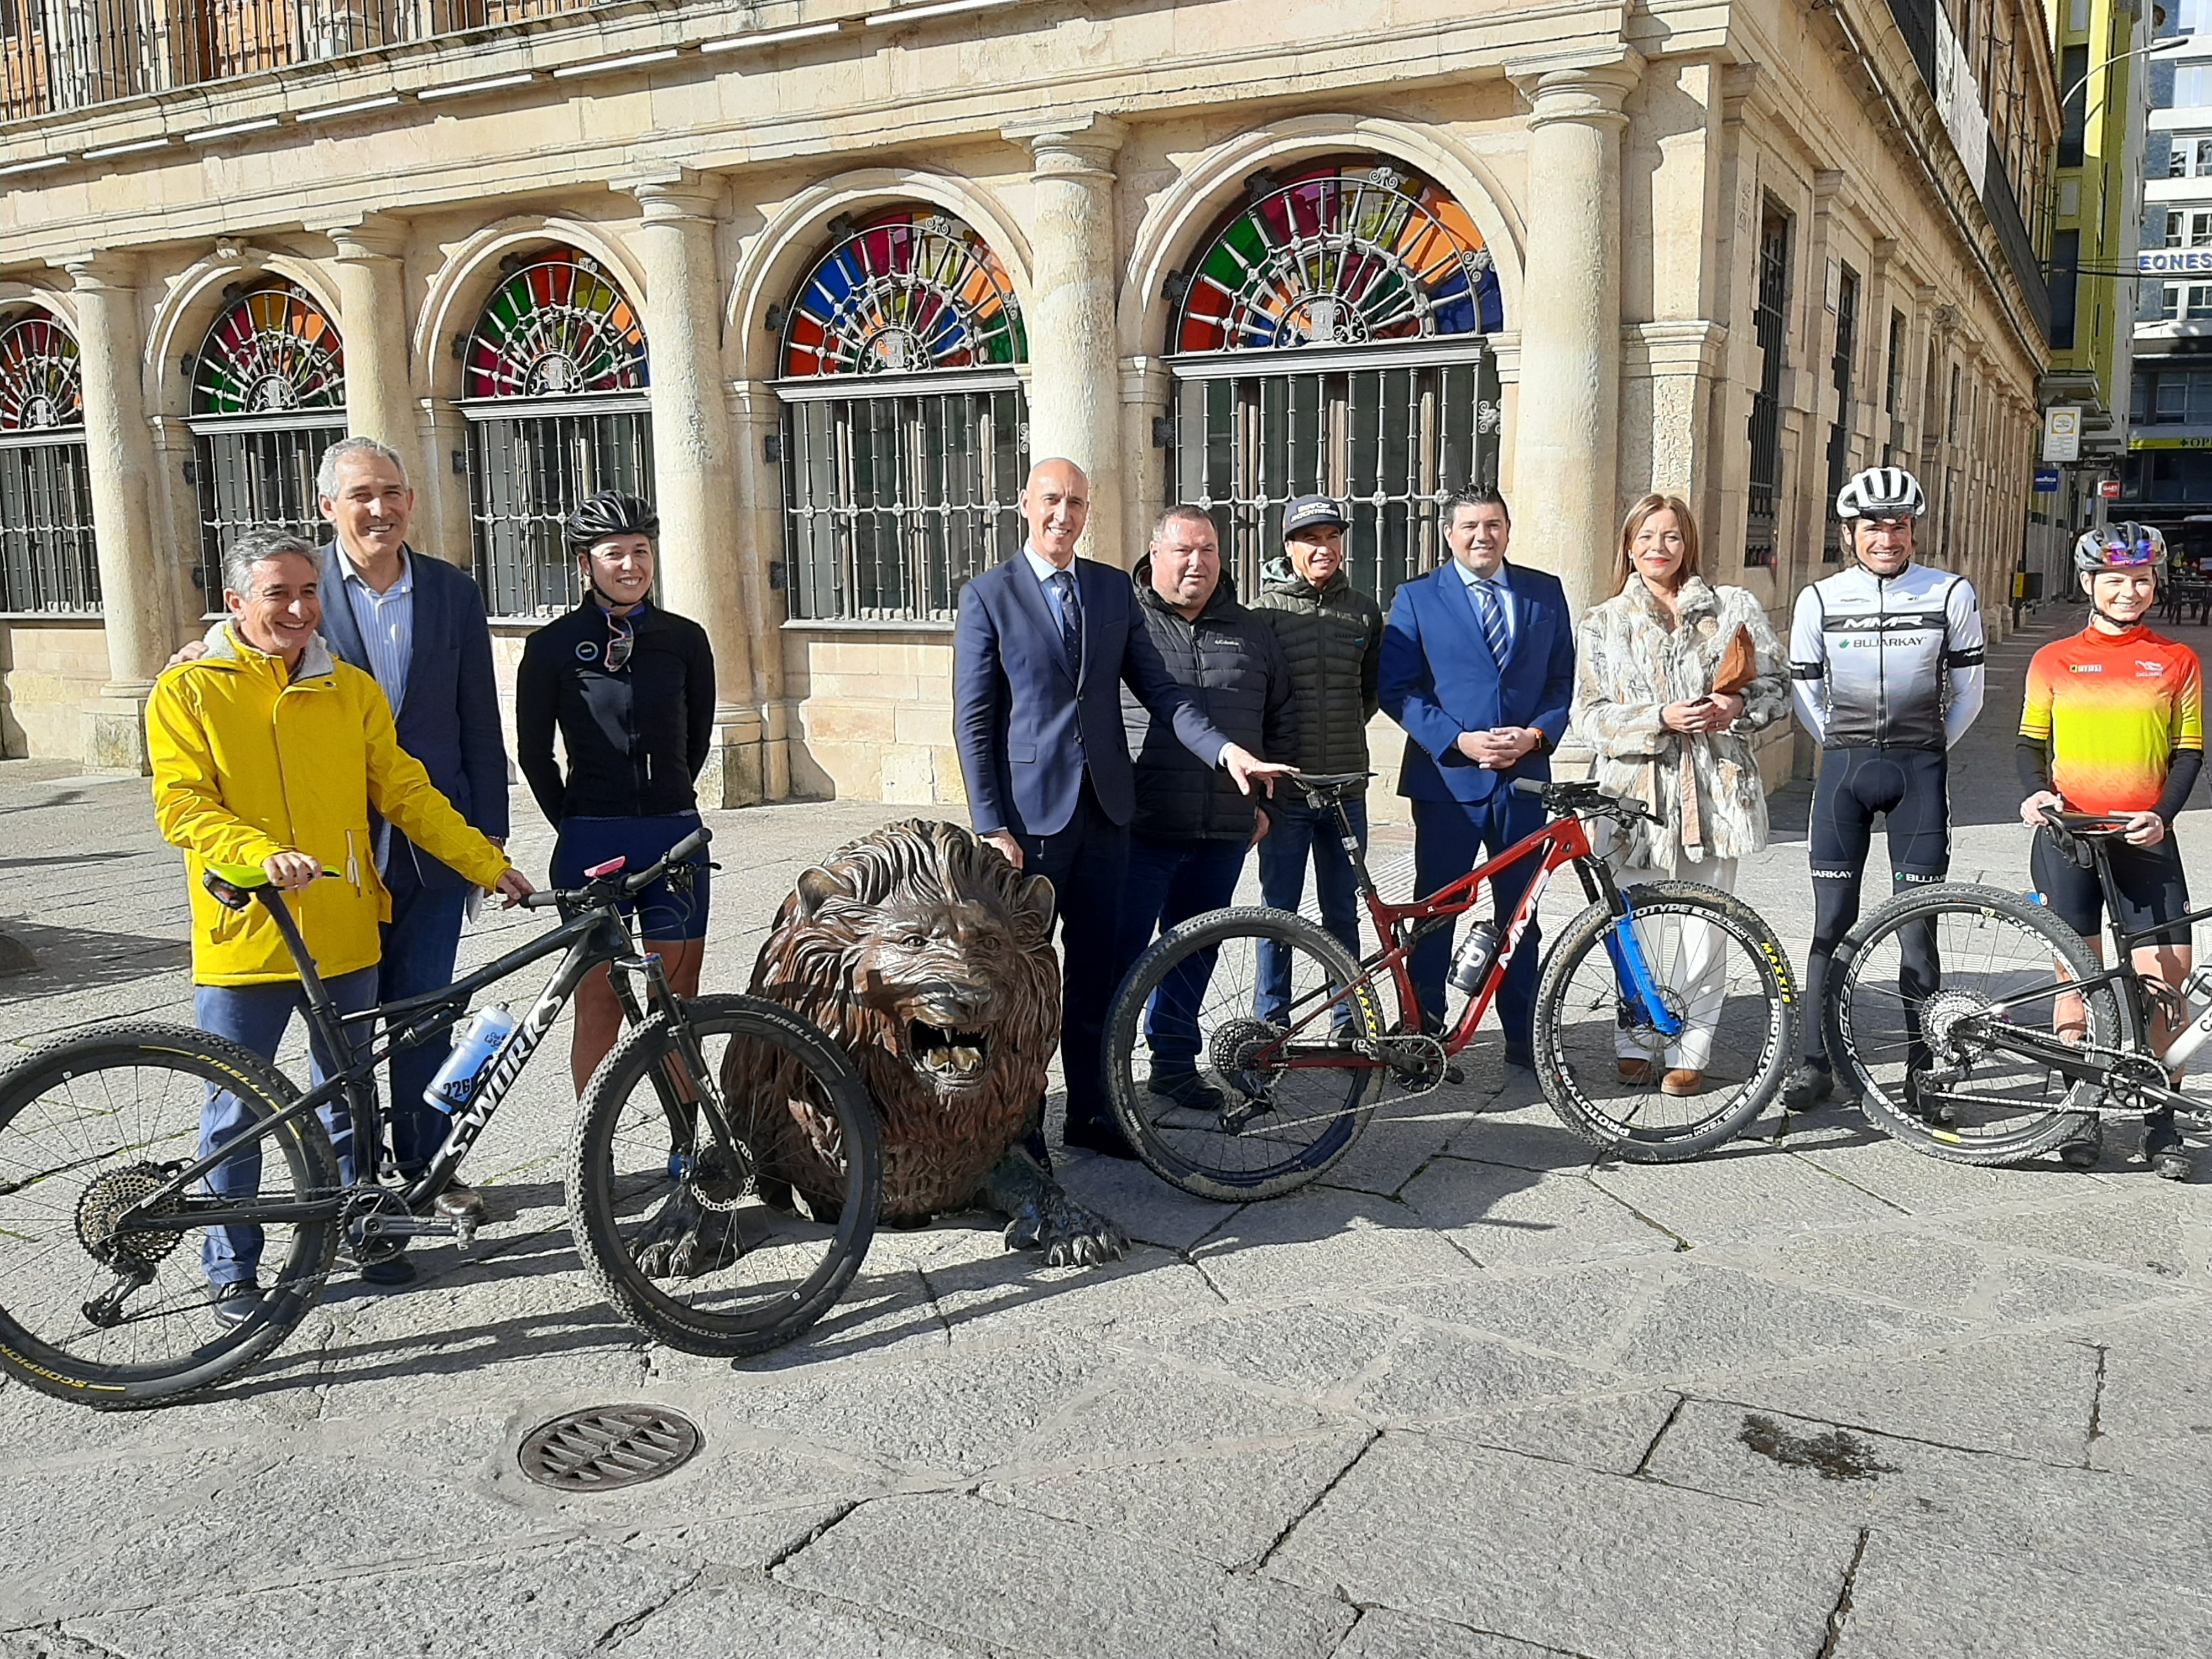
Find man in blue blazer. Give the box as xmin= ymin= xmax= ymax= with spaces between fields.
xmin=1380 ymin=486 xmax=1575 ymax=1064
xmin=954 ymin=458 xmax=1290 ymax=1157
xmin=315 ymin=438 xmax=509 ymax=1246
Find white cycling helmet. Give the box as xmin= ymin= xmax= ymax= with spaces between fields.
xmin=1835 ymin=466 xmax=1928 ymax=521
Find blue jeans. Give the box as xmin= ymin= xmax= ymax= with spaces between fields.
xmin=196 ymin=967 xmax=377 ymax=1287
xmin=1410 ymin=790 xmax=1547 ymax=1049
xmin=379 ymin=852 xmax=471 ymax=1181
xmin=1116 ymin=834 xmax=1250 ymax=1072
xmin=1256 ymin=794 xmax=1369 ymax=1024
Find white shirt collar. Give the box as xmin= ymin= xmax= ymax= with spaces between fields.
xmin=1022 ymin=544 xmax=1076 ymax=585
xmin=1452 ymin=556 xmax=1509 ymax=589
xmin=343 ymin=546 xmax=413 ymax=598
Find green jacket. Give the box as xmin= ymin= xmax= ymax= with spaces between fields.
xmin=1248 ymin=557 xmax=1384 ymax=785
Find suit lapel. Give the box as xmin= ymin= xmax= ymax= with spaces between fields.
xmin=1008 ymin=555 xmax=1077 ymax=686
xmin=1430 ymin=563 xmax=1493 ymax=672
xmin=1497 ymin=560 xmax=1531 ymax=670
xmin=1074 ymin=557 xmax=1112 ymax=690
xmin=395 ymin=549 xmax=432 ymax=719
xmin=318 ymin=544 xmax=369 ymax=673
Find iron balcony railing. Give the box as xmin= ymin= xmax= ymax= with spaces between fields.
xmin=0 ymin=0 xmax=603 ymax=124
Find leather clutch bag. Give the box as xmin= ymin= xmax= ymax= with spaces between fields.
xmin=1708 ymin=624 xmax=1759 ymax=697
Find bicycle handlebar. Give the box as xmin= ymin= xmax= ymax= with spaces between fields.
xmin=1511 ymin=776 xmax=1658 ymax=823
xmin=516 ymin=824 xmax=715 ymax=911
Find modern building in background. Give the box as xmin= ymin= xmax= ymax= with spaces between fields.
xmin=2126 ymin=0 xmax=2212 ymax=557
xmin=0 ymin=0 xmax=2057 ymax=806
xmin=2039 ymin=0 xmax=2153 ymax=597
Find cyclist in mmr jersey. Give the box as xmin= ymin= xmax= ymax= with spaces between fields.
xmin=1786 ymin=466 xmax=1986 ymax=1112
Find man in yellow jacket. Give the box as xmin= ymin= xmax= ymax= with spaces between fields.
xmin=148 ymin=529 xmax=531 ymax=1318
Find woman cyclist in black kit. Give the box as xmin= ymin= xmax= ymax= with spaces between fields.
xmin=517 ymin=492 xmax=716 ymax=1092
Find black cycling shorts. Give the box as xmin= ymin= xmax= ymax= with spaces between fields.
xmin=2030 ymin=828 xmax=2192 ymax=948
xmin=551 ymin=812 xmax=712 ymax=941
xmin=1808 ymin=747 xmax=1952 ymax=889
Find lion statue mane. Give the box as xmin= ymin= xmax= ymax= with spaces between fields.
xmin=728 ymin=818 xmax=1126 ymax=1265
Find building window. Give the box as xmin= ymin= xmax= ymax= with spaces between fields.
xmin=2166 ymin=209 xmax=2212 ymax=247
xmin=1165 ymin=156 xmax=1503 ymax=607
xmin=1884 ymin=309 xmax=1905 ymax=419
xmin=0 ymin=310 xmax=97 ymax=613
xmin=1824 ymin=267 xmax=1860 ymax=564
xmin=2177 ymin=64 xmax=2212 ymax=107
xmin=2059 ymin=45 xmax=2089 ymax=167
xmin=2168 ymin=136 xmax=2212 ymax=176
xmin=189 ymin=280 xmax=346 ymax=609
xmin=2051 ymin=230 xmax=2081 ymax=349
xmin=1745 ymin=205 xmax=1790 ymax=570
xmin=2146 ymin=368 xmax=2212 ymax=423
xmin=461 ymin=247 xmax=651 ymax=617
xmin=2159 ymin=282 xmax=2212 ymax=320
xmin=777 ymin=208 xmax=1028 ymax=623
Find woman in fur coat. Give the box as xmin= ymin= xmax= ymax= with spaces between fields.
xmin=1569 ymin=492 xmax=1787 ymax=1095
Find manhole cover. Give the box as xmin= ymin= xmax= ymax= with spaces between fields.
xmin=517 ymin=1405 xmax=702 ymax=1491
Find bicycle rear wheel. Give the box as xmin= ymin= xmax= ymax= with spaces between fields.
xmin=1827 ymin=883 xmax=2117 ymax=1164
xmin=569 ymin=994 xmax=881 ymax=1358
xmin=1105 ymin=906 xmax=1376 ymax=1201
xmin=0 ymin=1024 xmax=337 ymax=1407
xmin=1532 ymin=881 xmax=1798 ymax=1161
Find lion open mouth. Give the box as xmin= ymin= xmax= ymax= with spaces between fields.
xmin=907 ymin=1020 xmax=992 ymax=1089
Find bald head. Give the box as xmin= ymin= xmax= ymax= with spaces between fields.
xmin=1021 ymin=457 xmax=1090 ymax=567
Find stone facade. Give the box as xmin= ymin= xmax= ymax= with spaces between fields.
xmin=0 ymin=0 xmax=2058 ymax=817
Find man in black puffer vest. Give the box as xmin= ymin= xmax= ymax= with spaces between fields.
xmin=1117 ymin=505 xmax=1299 ymax=1109
xmin=1248 ymin=496 xmax=1384 ymax=1024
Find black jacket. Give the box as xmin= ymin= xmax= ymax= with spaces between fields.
xmin=1247 ymin=557 xmax=1383 ymax=785
xmin=516 ymin=601 xmax=715 ymax=823
xmin=1121 ymin=562 xmax=1298 ymax=842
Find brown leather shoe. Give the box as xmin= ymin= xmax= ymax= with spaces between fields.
xmin=1618 ymin=1059 xmax=1654 ymax=1086
xmin=1661 ymin=1069 xmax=1704 ymax=1097
xmin=431 ymin=1182 xmax=487 ymax=1226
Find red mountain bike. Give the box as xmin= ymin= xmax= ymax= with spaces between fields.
xmin=1105 ymin=774 xmax=1799 ymax=1199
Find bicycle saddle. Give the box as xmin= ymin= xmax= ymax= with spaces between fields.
xmin=1289 ymin=771 xmax=1374 ymax=800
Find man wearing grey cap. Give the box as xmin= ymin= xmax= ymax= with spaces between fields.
xmin=1248 ymin=495 xmax=1384 ymax=1024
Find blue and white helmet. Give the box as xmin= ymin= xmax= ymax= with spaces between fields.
xmin=1835 ymin=466 xmax=1927 ymax=521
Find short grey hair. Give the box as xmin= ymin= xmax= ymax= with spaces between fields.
xmin=316 ymin=436 xmax=408 ymax=500
xmin=221 ymin=529 xmax=319 ymax=600
xmin=1151 ymin=504 xmax=1218 ymax=544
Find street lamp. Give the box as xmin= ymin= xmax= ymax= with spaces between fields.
xmin=2058 ymin=31 xmax=2188 ymax=113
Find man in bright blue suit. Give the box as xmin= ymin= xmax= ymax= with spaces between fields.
xmin=954 ymin=458 xmax=1291 ymax=1158
xmin=1380 ymin=486 xmax=1576 ymax=1066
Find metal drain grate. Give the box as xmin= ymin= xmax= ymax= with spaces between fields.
xmin=517 ymin=1405 xmax=702 ymax=1491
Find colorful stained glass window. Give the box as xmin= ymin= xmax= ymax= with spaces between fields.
xmin=1174 ymin=159 xmax=1501 ymax=354
xmin=0 ymin=312 xmax=84 ymax=431
xmin=465 ymin=248 xmax=648 ymax=399
xmin=192 ymin=281 xmax=346 ymax=415
xmin=782 ymin=209 xmax=1024 ymax=378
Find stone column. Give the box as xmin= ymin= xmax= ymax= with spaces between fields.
xmin=727 ymin=378 xmax=790 ymax=802
xmin=1004 ymin=113 xmax=1128 ymax=566
xmin=624 ymin=170 xmax=763 ymax=807
xmin=61 ymin=253 xmax=168 ymax=773
xmin=327 ymin=213 xmax=416 ymax=460
xmin=1507 ymin=56 xmax=1641 ymax=617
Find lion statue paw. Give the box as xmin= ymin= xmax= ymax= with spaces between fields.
xmin=984 ymin=1147 xmax=1130 ymax=1267
xmin=628 ymin=1179 xmax=744 ymax=1279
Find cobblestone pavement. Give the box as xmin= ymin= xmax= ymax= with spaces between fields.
xmin=3 ymin=609 xmax=2210 ymax=1659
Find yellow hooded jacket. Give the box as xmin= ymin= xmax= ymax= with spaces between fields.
xmin=147 ymin=623 xmax=513 ymax=987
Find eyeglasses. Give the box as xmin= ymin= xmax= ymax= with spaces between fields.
xmin=604 ymin=611 xmax=634 ymax=674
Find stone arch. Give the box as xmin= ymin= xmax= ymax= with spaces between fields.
xmin=0 ymin=282 xmax=79 ymax=333
xmin=1118 ymin=114 xmax=1527 ymax=361
xmin=724 ymin=169 xmax=1035 ymax=385
xmin=414 ymin=215 xmax=653 ymax=401
xmin=145 ymin=251 xmax=345 ymax=419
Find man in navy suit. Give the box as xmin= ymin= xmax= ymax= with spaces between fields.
xmin=954 ymin=458 xmax=1291 ymax=1157
xmin=314 ymin=438 xmax=509 ymax=1248
xmin=1380 ymin=486 xmax=1575 ymax=1066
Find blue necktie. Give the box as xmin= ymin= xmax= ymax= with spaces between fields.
xmin=1472 ymin=577 xmax=1510 ymax=665
xmin=1049 ymin=570 xmax=1082 ymax=670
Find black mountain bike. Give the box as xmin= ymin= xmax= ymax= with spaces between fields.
xmin=1827 ymin=807 xmax=2210 ymax=1169
xmin=0 ymin=827 xmax=881 ymax=1407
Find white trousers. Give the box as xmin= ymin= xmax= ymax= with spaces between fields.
xmin=1609 ymin=854 xmax=1740 ymax=1071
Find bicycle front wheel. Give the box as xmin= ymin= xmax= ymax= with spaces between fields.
xmin=1105 ymin=906 xmax=1376 ymax=1201
xmin=1827 ymin=883 xmax=2117 ymax=1164
xmin=1533 ymin=881 xmax=1798 ymax=1160
xmin=0 ymin=1024 xmax=337 ymax=1407
xmin=569 ymin=994 xmax=881 ymax=1358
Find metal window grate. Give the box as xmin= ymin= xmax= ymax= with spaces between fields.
xmin=1744 ymin=209 xmax=1790 ymax=571
xmin=467 ymin=404 xmax=652 ymax=617
xmin=192 ymin=422 xmax=345 ymax=608
xmin=517 ymin=1404 xmax=701 ymax=1491
xmin=0 ymin=439 xmax=98 ymax=612
xmin=1169 ymin=355 xmax=1498 ymax=611
xmin=780 ymin=385 xmax=1027 ymax=623
xmin=1824 ymin=267 xmax=1859 ymax=565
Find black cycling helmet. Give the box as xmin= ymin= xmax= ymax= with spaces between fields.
xmin=563 ymin=491 xmax=659 ymax=552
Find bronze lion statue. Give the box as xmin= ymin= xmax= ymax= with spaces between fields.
xmin=722 ymin=818 xmax=1128 ymax=1267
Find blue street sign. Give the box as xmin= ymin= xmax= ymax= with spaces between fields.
xmin=2033 ymin=467 xmax=2060 ymax=493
